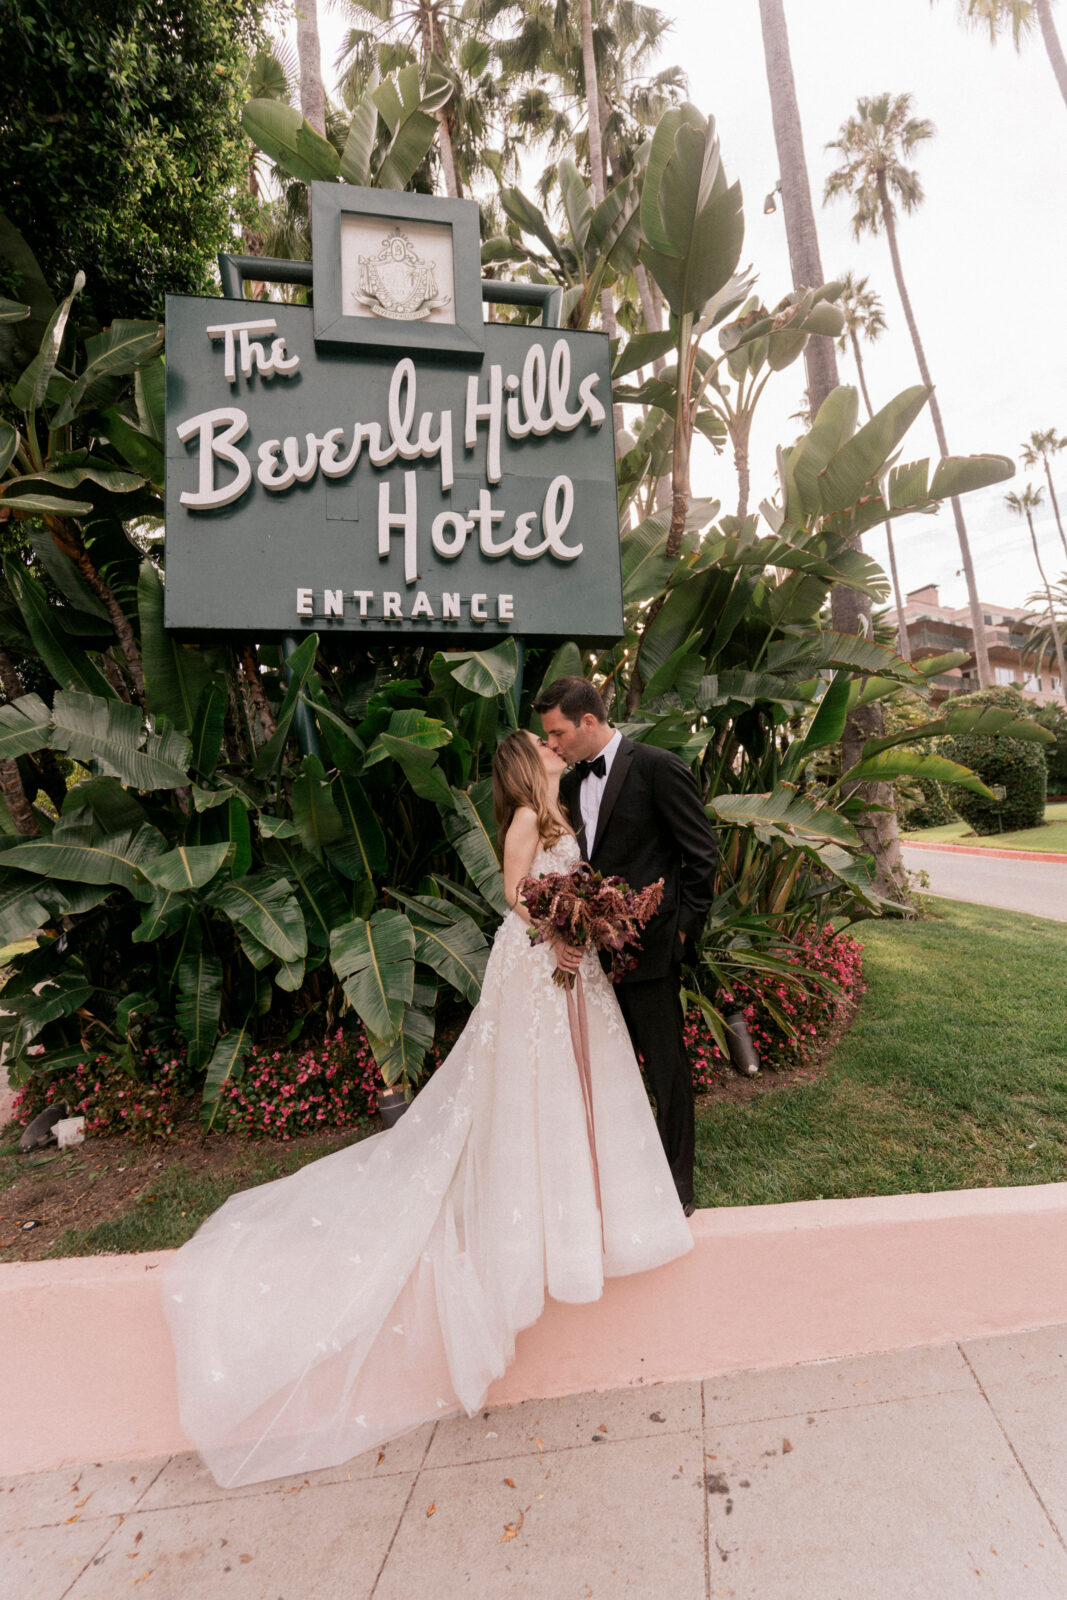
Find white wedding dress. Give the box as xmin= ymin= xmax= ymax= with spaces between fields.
xmin=163 ymin=836 xmax=693 ymax=1487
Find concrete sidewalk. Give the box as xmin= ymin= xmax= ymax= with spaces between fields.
xmin=4 ymin=1325 xmax=1067 ymax=1600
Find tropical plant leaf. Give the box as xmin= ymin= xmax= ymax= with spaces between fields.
xmin=0 ymin=877 xmax=52 ymax=945
xmin=710 ymin=784 xmax=859 ymax=847
xmin=252 ymin=633 xmax=319 ymax=775
xmin=138 ymin=561 xmax=220 ymax=734
xmin=374 ymin=66 xmax=451 ymax=189
xmin=201 ymin=1017 xmax=253 ymax=1130
xmin=10 ymin=268 xmax=84 ymax=412
xmin=442 ymin=781 xmax=508 ymax=914
xmin=131 ymin=887 xmax=188 ymax=943
xmin=2 ymin=821 xmax=167 ymax=894
xmin=263 ymin=839 xmax=349 ymax=948
xmin=327 ymin=773 xmax=388 ymax=880
xmin=388 ymin=890 xmax=488 ymax=1002
xmin=339 ymin=77 xmax=378 ymax=184
xmin=0 ymin=693 xmax=52 ymax=760
xmin=291 ymin=753 xmax=344 ymax=860
xmin=209 ymin=871 xmax=307 ymax=962
xmin=143 ymin=843 xmax=234 ymax=893
xmin=3 ymin=559 xmax=115 ymax=697
xmin=842 ymin=748 xmax=995 ymax=798
xmin=368 ymin=1002 xmax=434 ymax=1086
xmin=51 ymin=692 xmax=192 ymax=789
xmin=330 ymin=908 xmax=415 ymax=1039
xmin=242 ymin=99 xmax=341 ymax=182
xmin=52 ymin=320 xmax=164 ymax=428
xmin=437 ymin=639 xmax=519 ymax=697
xmin=363 ymin=708 xmax=452 ymax=766
xmin=189 ymin=684 xmax=227 ymax=778
xmin=177 ymin=951 xmax=223 ymax=1073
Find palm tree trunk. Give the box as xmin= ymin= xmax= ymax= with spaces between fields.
xmin=0 ymin=759 xmax=38 ymax=836
xmin=296 ymin=0 xmax=326 ymax=138
xmin=758 ymin=0 xmax=905 ymax=900
xmin=1026 ymin=509 xmax=1067 ymax=709
xmin=849 ymin=329 xmax=875 ymax=415
xmin=1037 ymin=0 xmax=1067 ymax=109
xmin=580 ymin=0 xmax=607 ymax=206
xmin=876 ymin=175 xmax=992 ymax=690
xmin=1043 ymin=459 xmax=1067 ymax=559
xmin=416 ymin=3 xmax=462 ymax=197
xmin=757 ymin=0 xmax=839 ymax=412
xmin=852 ymin=338 xmax=912 ymax=662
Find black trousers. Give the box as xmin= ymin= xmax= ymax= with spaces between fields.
xmin=616 ymin=964 xmax=694 ymax=1207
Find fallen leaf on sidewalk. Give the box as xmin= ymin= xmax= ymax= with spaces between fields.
xmin=130 ymin=1573 xmax=152 ymax=1586
xmin=500 ymin=1510 xmax=525 ymax=1544
xmin=504 ymin=1478 xmax=516 ymax=1488
xmin=596 ymin=1423 xmax=608 ymax=1432
xmin=782 ymin=1439 xmax=793 ymax=1453
xmin=534 ymin=1437 xmax=544 ymax=1452
xmin=65 ymin=1514 xmax=80 ymax=1524
xmin=426 ymin=1503 xmax=436 ymax=1517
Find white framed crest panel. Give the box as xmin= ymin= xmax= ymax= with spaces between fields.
xmin=312 ymin=185 xmax=485 ymax=361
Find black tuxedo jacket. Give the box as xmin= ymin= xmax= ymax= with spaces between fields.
xmin=559 ymin=735 xmax=718 ymax=984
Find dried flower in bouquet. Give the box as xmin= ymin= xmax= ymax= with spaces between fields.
xmin=518 ymin=863 xmax=665 ymax=989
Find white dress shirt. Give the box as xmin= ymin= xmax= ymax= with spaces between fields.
xmin=578 ymin=729 xmax=623 ymax=849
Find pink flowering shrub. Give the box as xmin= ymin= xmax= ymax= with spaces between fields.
xmin=686 ymin=925 xmax=865 ymax=1088
xmin=210 ymin=1012 xmax=471 ymax=1140
xmin=211 ymin=1030 xmax=382 ymax=1139
xmin=12 ymin=1048 xmax=185 ymax=1143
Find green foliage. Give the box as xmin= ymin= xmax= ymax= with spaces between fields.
xmin=939 ymin=687 xmax=1049 ymax=834
xmin=1030 ymin=700 xmax=1067 ymax=794
xmin=0 ymin=0 xmax=265 ymax=329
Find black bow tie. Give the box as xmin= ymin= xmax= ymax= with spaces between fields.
xmin=575 ymin=754 xmax=606 ymax=780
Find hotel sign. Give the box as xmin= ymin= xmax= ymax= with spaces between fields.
xmin=163 ymin=187 xmax=623 ymax=642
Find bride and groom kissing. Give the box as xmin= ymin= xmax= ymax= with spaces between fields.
xmin=164 ymin=674 xmax=720 ymax=1488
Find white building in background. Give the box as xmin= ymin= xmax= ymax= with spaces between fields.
xmin=884 ymin=584 xmax=1062 ymax=705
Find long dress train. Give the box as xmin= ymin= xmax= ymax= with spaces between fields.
xmin=162 ymin=836 xmax=694 ymax=1488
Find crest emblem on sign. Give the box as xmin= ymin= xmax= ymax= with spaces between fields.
xmin=356 ymin=229 xmax=452 ymax=321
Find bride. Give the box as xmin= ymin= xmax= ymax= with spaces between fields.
xmin=163 ymin=728 xmax=694 ymax=1488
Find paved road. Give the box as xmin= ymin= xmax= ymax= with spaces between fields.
xmin=901 ymin=844 xmax=1067 ymax=921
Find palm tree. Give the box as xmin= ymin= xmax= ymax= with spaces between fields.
xmin=334 ymin=1 xmax=467 ymax=196
xmin=835 ymin=271 xmax=885 ymax=414
xmin=835 ymin=271 xmax=912 ymax=662
xmin=939 ymin=1 xmax=1067 ymax=112
xmin=296 ymin=0 xmax=327 ymax=137
xmin=824 ymin=91 xmax=992 ymax=689
xmin=757 ymin=0 xmax=906 ymax=902
xmin=1006 ymin=484 xmax=1067 ymax=707
xmin=1022 ymin=427 xmax=1067 ymax=559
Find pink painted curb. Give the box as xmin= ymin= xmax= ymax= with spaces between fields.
xmin=4 ymin=1183 xmax=1067 ymax=1477
xmin=901 ymin=839 xmax=1067 ymax=862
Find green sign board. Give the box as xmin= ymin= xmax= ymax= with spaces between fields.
xmin=164 ymin=189 xmax=623 ymax=643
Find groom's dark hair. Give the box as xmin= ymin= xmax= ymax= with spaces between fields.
xmin=531 ymin=676 xmax=607 ymax=724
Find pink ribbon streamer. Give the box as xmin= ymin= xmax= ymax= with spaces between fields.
xmin=565 ymin=972 xmax=605 ymax=1249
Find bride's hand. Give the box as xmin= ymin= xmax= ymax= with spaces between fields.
xmin=553 ymin=941 xmax=585 ymax=975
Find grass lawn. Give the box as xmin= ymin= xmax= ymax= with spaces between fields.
xmin=902 ymin=802 xmax=1067 ymax=852
xmin=693 ymin=898 xmax=1067 ymax=1209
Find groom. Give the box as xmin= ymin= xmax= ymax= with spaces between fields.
xmin=532 ymin=676 xmax=718 ymax=1216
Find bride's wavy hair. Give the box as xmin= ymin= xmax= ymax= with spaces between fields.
xmin=492 ymin=731 xmax=568 ymax=855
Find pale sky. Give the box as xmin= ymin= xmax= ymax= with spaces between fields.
xmin=310 ymin=0 xmax=1067 ymax=613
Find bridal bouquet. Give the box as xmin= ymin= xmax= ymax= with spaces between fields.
xmin=518 ymin=863 xmax=665 ymax=989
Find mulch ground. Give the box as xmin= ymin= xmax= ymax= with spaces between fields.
xmin=0 ymin=1127 xmax=355 ymax=1264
